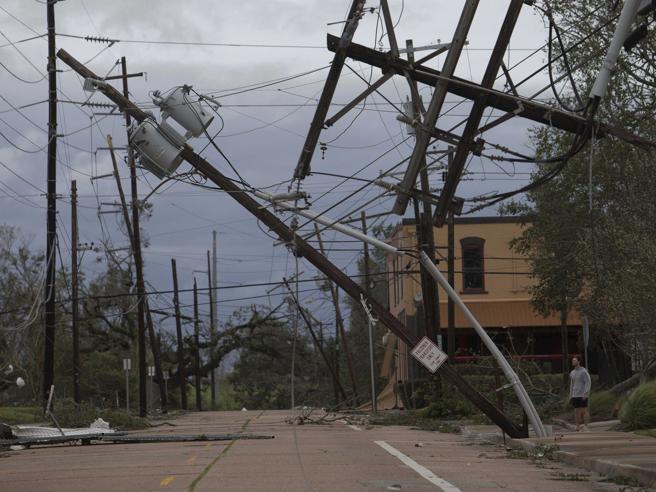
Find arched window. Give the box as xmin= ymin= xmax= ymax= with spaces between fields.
xmin=461 ymin=237 xmax=485 ymax=293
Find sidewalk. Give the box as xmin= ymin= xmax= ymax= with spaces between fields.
xmin=463 ymin=421 xmax=656 ymax=488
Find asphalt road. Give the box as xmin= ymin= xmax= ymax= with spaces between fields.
xmin=0 ymin=410 xmax=630 ymax=491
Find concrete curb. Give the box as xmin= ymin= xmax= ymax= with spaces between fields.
xmin=509 ymin=437 xmax=656 ymax=488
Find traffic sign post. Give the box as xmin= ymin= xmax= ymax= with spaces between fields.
xmin=123 ymin=358 xmax=131 ymax=412
xmin=411 ymin=336 xmax=448 ymax=373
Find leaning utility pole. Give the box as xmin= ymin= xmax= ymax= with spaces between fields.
xmin=193 ymin=278 xmax=202 ymax=411
xmin=120 ymin=57 xmax=147 ymax=417
xmin=206 ymin=250 xmax=216 ymax=409
xmin=71 ymin=180 xmax=80 ymax=404
xmin=43 ymin=0 xmax=58 ymax=408
xmin=392 ymin=0 xmax=479 ymax=215
xmin=58 ymin=49 xmax=526 ymax=437
xmin=403 ymin=39 xmax=441 ymax=344
xmin=171 ymin=259 xmax=187 ymax=409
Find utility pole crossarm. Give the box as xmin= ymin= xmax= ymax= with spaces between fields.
xmin=326 ymin=37 xmax=656 ymax=151
xmin=57 ymin=48 xmax=523 ymax=438
xmin=293 ymin=0 xmax=367 ymax=180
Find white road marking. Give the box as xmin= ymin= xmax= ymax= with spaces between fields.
xmin=348 ymin=424 xmax=362 ymax=431
xmin=375 ymin=440 xmax=462 ymax=492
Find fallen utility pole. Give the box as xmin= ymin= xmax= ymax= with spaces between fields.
xmin=43 ymin=0 xmax=58 ymax=409
xmin=434 ymin=0 xmax=524 ymax=226
xmin=283 ymin=279 xmax=348 ymax=402
xmin=57 ymin=48 xmax=524 ymax=437
xmin=293 ymin=0 xmax=367 ymax=179
xmin=171 ymin=259 xmax=187 ymax=410
xmin=71 ymin=180 xmax=80 ymax=404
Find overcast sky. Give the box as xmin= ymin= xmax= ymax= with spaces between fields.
xmin=0 ymin=1 xmax=557 ymax=338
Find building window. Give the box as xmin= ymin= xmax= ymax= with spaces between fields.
xmin=461 ymin=237 xmax=485 ymax=293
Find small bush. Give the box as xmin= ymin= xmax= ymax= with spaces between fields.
xmin=422 ymin=397 xmax=474 ymax=419
xmin=619 ymin=380 xmax=656 ymax=430
xmin=589 ymin=391 xmax=620 ymax=421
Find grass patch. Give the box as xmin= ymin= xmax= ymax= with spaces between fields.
xmin=634 ymin=428 xmax=656 ymax=438
xmin=51 ymin=399 xmax=148 ymax=430
xmin=0 ymin=406 xmax=44 ymax=425
xmin=600 ymin=475 xmax=643 ymax=487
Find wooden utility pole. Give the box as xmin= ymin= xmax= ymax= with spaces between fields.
xmin=120 ymin=57 xmax=147 ymax=417
xmin=206 ymin=250 xmax=216 ymax=408
xmin=71 ymin=180 xmax=80 ymax=404
xmin=171 ymin=259 xmax=187 ymax=409
xmin=108 ymin=134 xmax=166 ymax=413
xmin=361 ymin=212 xmax=377 ymax=413
xmin=43 ymin=0 xmax=58 ymax=407
xmin=405 ymin=39 xmax=441 ymax=344
xmin=58 ymin=49 xmax=524 ymax=437
xmin=193 ymin=278 xmax=202 ymax=411
xmin=145 ymin=303 xmax=167 ymax=413
xmin=435 ymin=0 xmax=525 ymax=226
xmin=315 ymin=224 xmax=359 ymax=404
xmin=283 ymin=280 xmax=348 ymax=401
xmin=393 ymin=0 xmax=479 ymax=215
xmin=212 ymin=231 xmax=219 ymax=404
xmin=447 ymin=210 xmax=456 ymax=360
xmin=294 ymin=0 xmax=366 ymax=179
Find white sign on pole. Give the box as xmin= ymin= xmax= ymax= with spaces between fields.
xmin=148 ymin=366 xmax=155 ymax=377
xmin=582 ymin=315 xmax=590 ymax=349
xmin=411 ymin=336 xmax=448 ymax=373
xmin=123 ymin=358 xmax=131 ymax=371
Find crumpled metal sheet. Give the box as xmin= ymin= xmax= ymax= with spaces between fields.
xmin=13 ymin=425 xmax=116 ymax=439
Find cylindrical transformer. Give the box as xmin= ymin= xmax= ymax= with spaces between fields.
xmin=129 ymin=119 xmax=185 ymax=179
xmin=158 ymin=86 xmax=214 ymax=138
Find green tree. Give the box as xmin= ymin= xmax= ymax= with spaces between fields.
xmin=505 ymin=0 xmax=656 ymax=378
xmin=227 ymin=304 xmax=335 ymax=409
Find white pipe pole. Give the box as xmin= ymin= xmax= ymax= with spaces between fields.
xmin=252 ymin=191 xmax=402 ymax=255
xmin=589 ymin=0 xmax=641 ymax=100
xmin=418 ymin=251 xmax=546 ymax=437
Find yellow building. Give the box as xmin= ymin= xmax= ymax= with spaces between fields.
xmin=378 ymin=216 xmax=581 ymax=408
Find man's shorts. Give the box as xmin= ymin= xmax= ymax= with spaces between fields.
xmin=571 ymin=397 xmax=588 ymax=408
